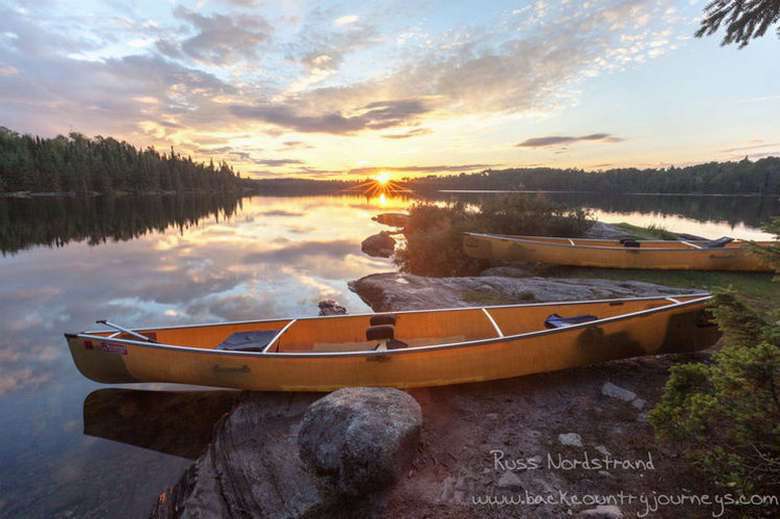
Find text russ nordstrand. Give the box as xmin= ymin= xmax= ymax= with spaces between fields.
xmin=491 ymin=450 xmax=656 ymax=472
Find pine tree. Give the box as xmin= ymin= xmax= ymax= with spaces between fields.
xmin=696 ymin=0 xmax=780 ymax=47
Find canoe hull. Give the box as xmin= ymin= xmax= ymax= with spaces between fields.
xmin=66 ymin=298 xmax=718 ymax=391
xmin=464 ymin=233 xmax=774 ymax=271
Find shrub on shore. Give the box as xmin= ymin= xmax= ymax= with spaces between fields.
xmin=394 ymin=195 xmax=593 ymax=276
xmin=650 ymin=219 xmax=780 ymax=496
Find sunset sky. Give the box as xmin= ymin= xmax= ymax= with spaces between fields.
xmin=1 ymin=0 xmax=778 ymax=179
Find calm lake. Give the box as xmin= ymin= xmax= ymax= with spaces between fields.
xmin=0 ymin=192 xmax=777 ymax=518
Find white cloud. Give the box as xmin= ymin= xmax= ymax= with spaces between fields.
xmin=334 ymin=15 xmax=359 ymax=26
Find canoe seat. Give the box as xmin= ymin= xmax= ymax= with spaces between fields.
xmin=544 ymin=314 xmax=598 ymax=329
xmin=620 ymin=239 xmax=640 ymax=248
xmin=703 ymin=236 xmax=734 ymax=249
xmin=216 ymin=330 xmax=280 ymax=352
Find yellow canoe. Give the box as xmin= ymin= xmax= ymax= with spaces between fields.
xmin=65 ymin=294 xmax=718 ymax=391
xmin=464 ymin=233 xmax=776 ymax=271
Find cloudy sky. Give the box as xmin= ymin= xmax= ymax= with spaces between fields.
xmin=1 ymin=0 xmax=778 ymax=179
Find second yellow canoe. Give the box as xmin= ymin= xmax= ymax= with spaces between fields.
xmin=463 ymin=233 xmax=775 ymax=271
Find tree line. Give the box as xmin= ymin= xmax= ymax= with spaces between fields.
xmin=406 ymin=158 xmax=780 ymax=195
xmin=0 ymin=127 xmax=243 ymax=195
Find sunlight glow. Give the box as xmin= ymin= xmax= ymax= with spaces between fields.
xmin=374 ymin=171 xmax=392 ymax=186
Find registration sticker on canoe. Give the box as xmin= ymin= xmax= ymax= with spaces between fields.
xmin=100 ymin=342 xmax=128 ymax=355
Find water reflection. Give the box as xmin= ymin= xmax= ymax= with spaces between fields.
xmin=84 ymin=389 xmax=240 ymax=459
xmin=0 ymin=194 xmax=407 ymax=518
xmin=0 ymin=194 xmax=242 ymax=256
xmin=435 ymin=192 xmax=779 ymax=230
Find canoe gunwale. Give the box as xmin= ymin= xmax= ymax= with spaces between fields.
xmin=76 ymin=292 xmax=710 ymax=336
xmin=67 ymin=294 xmax=712 ymax=359
xmin=465 ymin=232 xmax=768 ymax=252
xmin=463 ymin=232 xmax=776 ymax=254
xmin=468 ymin=232 xmax=698 ymax=244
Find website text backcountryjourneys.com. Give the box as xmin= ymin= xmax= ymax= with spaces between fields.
xmin=471 ymin=490 xmax=778 ymax=517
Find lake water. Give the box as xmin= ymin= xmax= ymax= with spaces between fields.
xmin=0 ymin=192 xmax=776 ymax=518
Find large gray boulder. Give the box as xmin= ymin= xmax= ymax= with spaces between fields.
xmin=298 ymin=387 xmax=422 ymax=496
xmin=349 ymin=272 xmax=693 ymax=312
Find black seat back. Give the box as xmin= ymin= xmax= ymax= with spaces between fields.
xmin=703 ymin=236 xmax=734 ymax=249
xmin=544 ymin=314 xmax=598 ymax=329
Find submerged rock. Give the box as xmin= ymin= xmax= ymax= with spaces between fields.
xmin=298 ymin=387 xmax=422 ymax=496
xmin=349 ymin=272 xmax=692 ymax=312
xmin=361 ymin=232 xmax=396 ymax=258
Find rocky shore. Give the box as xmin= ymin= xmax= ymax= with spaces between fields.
xmin=151 ymin=275 xmax=719 ymax=518
xmin=151 ymin=355 xmax=716 ymax=518
xmin=147 ymin=217 xmax=722 ymax=518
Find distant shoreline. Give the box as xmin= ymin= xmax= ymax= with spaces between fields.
xmin=0 ymin=189 xmax=245 ymax=199
xmin=2 ymin=188 xmax=778 ymax=200
xmin=439 ymin=189 xmax=777 ymax=197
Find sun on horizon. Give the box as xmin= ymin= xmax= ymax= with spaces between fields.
xmin=374 ymin=171 xmax=392 ymax=186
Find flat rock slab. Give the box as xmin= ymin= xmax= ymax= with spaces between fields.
xmin=150 ymin=393 xmax=329 ymax=519
xmin=584 ymin=222 xmax=634 ymax=240
xmin=349 ymin=272 xmax=693 ymax=312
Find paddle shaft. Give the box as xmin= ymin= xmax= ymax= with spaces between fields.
xmin=96 ymin=320 xmax=156 ymax=343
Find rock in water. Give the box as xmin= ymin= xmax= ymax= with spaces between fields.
xmin=371 ymin=213 xmax=409 ymax=228
xmin=361 ymin=232 xmax=396 ymax=258
xmin=298 ymin=387 xmax=423 ymax=495
xmin=318 ymin=299 xmax=347 ymax=316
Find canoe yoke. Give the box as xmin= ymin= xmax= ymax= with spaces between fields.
xmin=366 ymin=314 xmax=409 ymax=351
